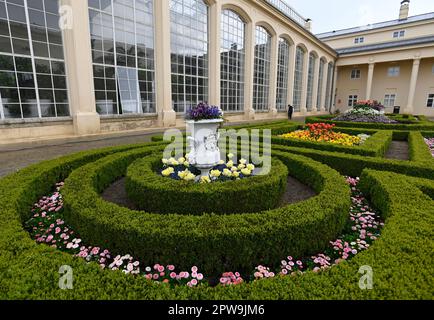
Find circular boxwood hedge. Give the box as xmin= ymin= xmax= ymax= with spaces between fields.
xmin=61 ymin=147 xmax=350 ymax=275
xmin=0 ymin=137 xmax=433 ymax=299
xmin=125 ymin=155 xmax=288 ymax=215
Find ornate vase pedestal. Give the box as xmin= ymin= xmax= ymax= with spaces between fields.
xmin=186 ymin=119 xmax=223 ymax=179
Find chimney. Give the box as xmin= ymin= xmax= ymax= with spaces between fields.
xmin=399 ymin=0 xmax=410 ymax=20
xmin=305 ymin=18 xmax=312 ymax=32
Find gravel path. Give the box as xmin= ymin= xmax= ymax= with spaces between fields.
xmin=385 ymin=141 xmax=410 ymax=160
xmin=101 ymin=175 xmax=317 ymax=212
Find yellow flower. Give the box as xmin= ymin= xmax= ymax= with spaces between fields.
xmin=178 ymin=157 xmax=186 ymax=163
xmin=239 ymin=159 xmax=247 ymax=165
xmin=210 ymin=170 xmax=221 ymax=178
xmin=223 ymin=169 xmax=232 ymax=177
xmin=218 ymin=160 xmax=225 ymax=165
xmin=232 ymin=171 xmax=240 ymax=178
xmin=162 ymin=159 xmax=168 ymax=165
xmin=227 ymin=153 xmax=234 ymax=159
xmin=247 ymin=164 xmax=255 ymax=171
xmin=241 ymin=168 xmax=252 ymax=176
xmin=177 ymin=169 xmax=188 ymax=179
xmin=183 ymin=161 xmax=190 ymax=167
xmin=162 ymin=167 xmax=174 ymax=177
xmin=184 ymin=173 xmax=196 ymax=181
xmin=200 ymin=176 xmax=211 ymax=184
xmin=226 ymin=160 xmax=234 ymax=168
xmin=231 ymin=166 xmax=239 ymax=172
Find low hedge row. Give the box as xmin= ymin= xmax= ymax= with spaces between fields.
xmin=125 ymin=155 xmax=288 ymax=215
xmin=272 ymin=143 xmax=434 ymax=179
xmin=1 ymin=155 xmax=433 ymax=299
xmin=61 ymin=147 xmax=350 ymax=275
xmin=409 ymin=131 xmax=434 ymax=163
xmin=272 ymin=130 xmax=393 ymax=158
xmin=306 ymin=115 xmax=434 ymax=131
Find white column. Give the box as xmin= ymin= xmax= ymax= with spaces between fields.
xmin=268 ymin=35 xmax=278 ymax=117
xmin=331 ymin=65 xmax=338 ymax=112
xmin=299 ymin=51 xmax=308 ymax=115
xmin=366 ymin=62 xmax=375 ymax=100
xmin=404 ymin=58 xmax=421 ymax=114
xmin=244 ymin=22 xmax=255 ymax=120
xmin=154 ymin=0 xmax=176 ymax=127
xmin=208 ymin=2 xmax=221 ymax=107
xmin=61 ymin=0 xmax=100 ymax=135
xmin=311 ymin=57 xmax=320 ymax=113
xmin=320 ymin=61 xmax=328 ymax=112
xmin=286 ymin=45 xmax=295 ymax=111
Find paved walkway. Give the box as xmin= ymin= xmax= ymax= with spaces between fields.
xmin=0 ymin=117 xmax=306 ymax=178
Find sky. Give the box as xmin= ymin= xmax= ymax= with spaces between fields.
xmin=284 ymin=0 xmax=434 ymax=34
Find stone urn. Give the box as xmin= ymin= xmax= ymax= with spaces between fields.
xmin=186 ymin=119 xmax=223 ymax=178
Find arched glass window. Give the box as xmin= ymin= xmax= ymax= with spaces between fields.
xmin=89 ymin=0 xmax=156 ymax=115
xmin=316 ymin=58 xmax=326 ymax=111
xmin=292 ymin=46 xmax=305 ymax=112
xmin=276 ymin=38 xmax=290 ymax=111
xmin=170 ymin=0 xmax=209 ymax=113
xmin=220 ymin=9 xmax=245 ymax=112
xmin=306 ymin=53 xmax=316 ymax=111
xmin=0 ymin=0 xmax=69 ymax=120
xmin=253 ymin=26 xmax=271 ymax=111
xmin=325 ymin=62 xmax=334 ymax=110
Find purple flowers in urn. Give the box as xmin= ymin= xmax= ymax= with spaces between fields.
xmin=186 ymin=102 xmax=223 ymax=121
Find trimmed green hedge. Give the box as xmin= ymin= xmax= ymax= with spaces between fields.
xmin=306 ymin=115 xmax=434 ymax=131
xmin=272 ymin=144 xmax=434 ymax=179
xmin=272 ymin=130 xmax=393 ymax=158
xmin=125 ymin=156 xmax=288 ymax=215
xmin=61 ymin=147 xmax=350 ymax=275
xmin=1 ymin=155 xmax=433 ymax=299
xmin=409 ymin=131 xmax=434 ymax=163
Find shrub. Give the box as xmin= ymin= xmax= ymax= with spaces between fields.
xmin=126 ymin=155 xmax=288 ymax=215
xmin=61 ymin=147 xmax=350 ymax=275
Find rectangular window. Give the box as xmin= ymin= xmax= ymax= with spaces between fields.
xmin=350 ymin=69 xmax=361 ymax=79
xmin=393 ymin=30 xmax=405 ymax=38
xmin=388 ymin=66 xmax=400 ymax=77
xmin=348 ymin=95 xmax=358 ymax=107
xmin=384 ymin=94 xmax=397 ymax=107
xmin=427 ymin=94 xmax=434 ymax=108
xmin=354 ymin=37 xmax=364 ymax=44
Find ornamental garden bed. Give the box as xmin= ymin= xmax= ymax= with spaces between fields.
xmin=0 ymin=119 xmax=433 ymax=299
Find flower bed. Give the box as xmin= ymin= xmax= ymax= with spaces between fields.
xmin=279 ymin=123 xmax=370 ymax=147
xmin=61 ymin=147 xmax=350 ymax=275
xmin=126 ymin=154 xmax=288 ymax=215
xmin=160 ymin=154 xmax=256 ymax=183
xmin=333 ymin=100 xmax=399 ymax=124
xmin=24 ymin=177 xmax=382 ymax=288
xmin=1 ymin=134 xmax=434 ymax=299
xmin=425 ymin=137 xmax=434 ymax=157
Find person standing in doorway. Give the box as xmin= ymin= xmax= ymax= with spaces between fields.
xmin=287 ymin=104 xmax=294 ymax=120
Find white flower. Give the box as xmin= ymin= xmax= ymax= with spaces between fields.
xmin=162 ymin=159 xmax=168 ymax=165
